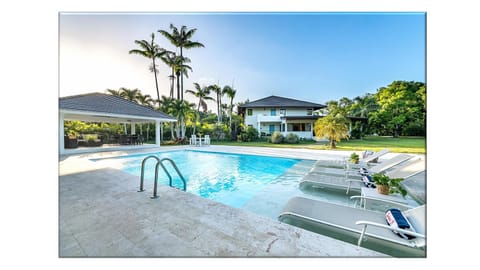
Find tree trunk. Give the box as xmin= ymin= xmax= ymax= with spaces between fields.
xmin=152 ymin=58 xmax=160 ymax=103
xmin=170 ymin=122 xmax=175 ymax=140
xmin=176 ymin=73 xmax=181 ymax=100
xmin=193 ymin=101 xmax=201 ymax=135
xmin=330 ymin=139 xmax=336 ymax=149
xmin=170 ymin=70 xmax=175 ymax=98
xmin=180 ymin=47 xmax=184 ymax=101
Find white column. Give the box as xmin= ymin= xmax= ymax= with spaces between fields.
xmin=59 ymin=112 xmax=65 ymax=155
xmin=257 ymin=121 xmax=261 ymax=137
xmin=131 ymin=123 xmax=136 ymax=135
xmin=155 ymin=120 xmax=161 ymax=147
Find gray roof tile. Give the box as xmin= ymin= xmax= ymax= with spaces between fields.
xmin=239 ymin=95 xmax=325 ymax=109
xmin=59 ymin=92 xmax=176 ymax=120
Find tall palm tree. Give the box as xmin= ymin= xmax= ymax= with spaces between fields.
xmin=160 ymin=51 xmax=177 ymax=99
xmin=129 ymin=33 xmax=166 ymax=103
xmin=158 ymin=24 xmax=204 ymax=101
xmin=222 ymin=85 xmax=236 ymax=134
xmin=208 ymin=84 xmax=224 ymax=124
xmin=158 ymin=95 xmax=176 ymax=140
xmin=171 ymin=99 xmax=195 ymax=138
xmin=186 ymin=83 xmax=215 ymax=135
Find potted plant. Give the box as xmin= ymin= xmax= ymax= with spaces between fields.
xmin=371 ymin=173 xmax=408 ymax=197
xmin=349 ymin=152 xmax=360 ymax=164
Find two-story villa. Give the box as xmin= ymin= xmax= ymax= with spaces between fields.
xmin=238 ymin=95 xmax=326 ymax=139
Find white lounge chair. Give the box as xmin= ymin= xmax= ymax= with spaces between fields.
xmin=309 ymin=153 xmax=413 ymax=181
xmin=278 ymin=196 xmax=426 ymax=257
xmin=314 ymin=148 xmax=391 ymax=169
xmin=300 ymin=157 xmax=425 ymax=194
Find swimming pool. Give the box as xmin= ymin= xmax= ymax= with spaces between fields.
xmin=93 ymin=150 xmax=304 ymax=210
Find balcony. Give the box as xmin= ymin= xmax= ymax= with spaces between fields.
xmin=256 ymin=115 xmax=282 ymax=122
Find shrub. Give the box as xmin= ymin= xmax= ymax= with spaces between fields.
xmin=349 ymin=152 xmax=360 ymax=164
xmin=245 ymin=126 xmax=258 ymax=141
xmin=284 ymin=133 xmax=299 ymax=144
xmin=271 ymin=131 xmax=284 ymax=144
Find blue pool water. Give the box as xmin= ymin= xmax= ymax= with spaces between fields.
xmin=95 ymin=150 xmax=300 ymax=208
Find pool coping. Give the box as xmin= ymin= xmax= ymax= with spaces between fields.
xmin=59 ymin=145 xmax=420 ymax=257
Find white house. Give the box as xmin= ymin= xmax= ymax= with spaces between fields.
xmin=238 ymin=95 xmax=326 ymax=139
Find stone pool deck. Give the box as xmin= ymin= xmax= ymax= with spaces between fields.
xmin=59 ymin=145 xmax=424 ymax=257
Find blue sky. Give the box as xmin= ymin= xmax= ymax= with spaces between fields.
xmin=60 ymin=12 xmax=425 ymax=107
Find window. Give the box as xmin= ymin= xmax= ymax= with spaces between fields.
xmin=247 ymin=109 xmax=252 ymax=116
xmin=280 ymin=109 xmax=286 ymax=115
xmin=270 ymin=108 xmax=276 ymax=116
xmin=307 ymin=108 xmax=313 ymax=116
xmin=287 ymin=123 xmax=311 ymax=132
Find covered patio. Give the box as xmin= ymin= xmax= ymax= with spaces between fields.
xmin=59 ymin=93 xmax=176 ymax=155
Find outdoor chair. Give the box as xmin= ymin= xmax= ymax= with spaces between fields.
xmin=315 ymin=148 xmax=390 ymax=169
xmin=300 ymin=157 xmax=425 ymax=194
xmin=190 ymin=135 xmax=200 ymax=146
xmin=278 ymin=196 xmax=425 ymax=256
xmin=309 ymin=154 xmax=412 ymax=180
xmin=203 ymin=135 xmax=211 ymax=146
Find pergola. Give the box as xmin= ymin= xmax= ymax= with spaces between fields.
xmin=59 ymin=92 xmax=177 ymax=155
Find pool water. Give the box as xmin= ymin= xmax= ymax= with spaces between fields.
xmin=97 ymin=150 xmax=301 ymax=208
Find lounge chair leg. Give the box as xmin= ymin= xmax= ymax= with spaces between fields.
xmin=358 ymin=224 xmax=368 ymax=246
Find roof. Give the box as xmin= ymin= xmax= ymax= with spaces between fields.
xmin=59 ymin=92 xmax=176 ymax=122
xmin=238 ymin=95 xmax=325 ymax=109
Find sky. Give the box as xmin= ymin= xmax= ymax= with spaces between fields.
xmin=59 ymin=12 xmax=425 ymax=107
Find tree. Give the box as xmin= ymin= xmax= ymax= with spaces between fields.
xmin=369 ymin=81 xmax=426 ymax=137
xmin=106 ymin=88 xmax=123 ymax=97
xmin=136 ymin=93 xmax=154 ymax=108
xmin=160 ymin=51 xmax=193 ymax=100
xmin=129 ymin=33 xmax=166 ymax=103
xmin=314 ymin=114 xmax=350 ymax=148
xmin=186 ymin=83 xmax=215 ymax=135
xmin=222 ymin=85 xmax=236 ymax=135
xmin=171 ymin=99 xmax=195 ymax=138
xmin=158 ymin=24 xmax=204 ymax=100
xmin=158 ymin=95 xmax=176 ymax=140
xmin=119 ymin=87 xmax=140 ymax=103
xmin=208 ymin=84 xmax=224 ymax=124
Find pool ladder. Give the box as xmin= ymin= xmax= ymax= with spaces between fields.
xmin=138 ymin=156 xmax=187 ymax=199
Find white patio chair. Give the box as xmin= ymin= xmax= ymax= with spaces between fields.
xmin=278 ymin=196 xmax=425 ymax=257
xmin=300 ymin=157 xmax=424 ymax=194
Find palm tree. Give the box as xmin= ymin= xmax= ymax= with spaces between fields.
xmin=119 ymin=87 xmax=140 ymax=103
xmin=106 ymin=88 xmax=123 ymax=96
xmin=222 ymin=85 xmax=236 ymax=134
xmin=160 ymin=51 xmax=177 ymax=98
xmin=158 ymin=24 xmax=204 ymax=101
xmin=186 ymin=83 xmax=215 ymax=135
xmin=136 ymin=93 xmax=154 ymax=108
xmin=129 ymin=33 xmax=166 ymax=103
xmin=314 ymin=114 xmax=350 ymax=149
xmin=173 ymin=55 xmax=193 ymax=100
xmin=158 ymin=95 xmax=176 ymax=140
xmin=171 ymin=99 xmax=195 ymax=138
xmin=208 ymin=84 xmax=223 ymax=124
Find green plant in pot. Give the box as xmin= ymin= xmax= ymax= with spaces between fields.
xmin=371 ymin=173 xmax=408 ymax=197
xmin=349 ymin=152 xmax=360 ymax=164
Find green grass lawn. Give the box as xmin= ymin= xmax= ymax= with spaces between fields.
xmin=210 ymin=136 xmax=425 ymax=154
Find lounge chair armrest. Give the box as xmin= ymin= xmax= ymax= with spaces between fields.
xmin=350 ymin=195 xmax=414 ymax=209
xmin=355 ymin=220 xmax=425 ymax=239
